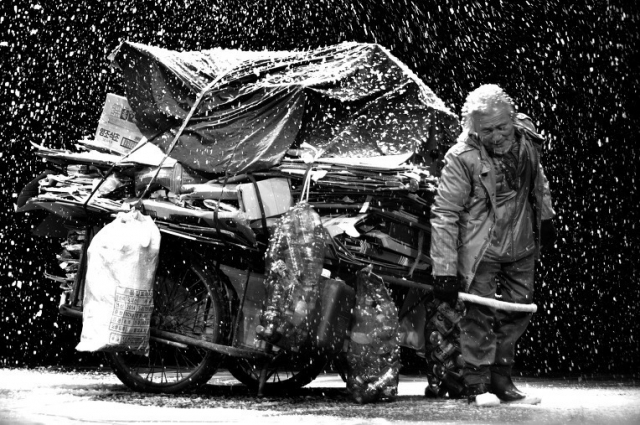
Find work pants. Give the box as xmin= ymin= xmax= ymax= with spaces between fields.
xmin=459 ymin=254 xmax=535 ymax=385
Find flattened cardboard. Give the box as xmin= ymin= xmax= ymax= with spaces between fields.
xmin=363 ymin=229 xmax=430 ymax=263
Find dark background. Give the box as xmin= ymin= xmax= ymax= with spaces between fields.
xmin=1 ymin=0 xmax=638 ymax=376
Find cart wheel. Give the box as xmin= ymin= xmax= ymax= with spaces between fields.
xmin=331 ymin=352 xmax=350 ymax=383
xmin=226 ymin=350 xmax=328 ymax=393
xmin=105 ymin=258 xmax=229 ymax=393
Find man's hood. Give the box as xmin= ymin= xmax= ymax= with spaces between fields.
xmin=514 ymin=113 xmax=545 ymax=145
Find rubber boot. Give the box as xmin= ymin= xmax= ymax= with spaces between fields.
xmin=491 ymin=373 xmax=541 ymax=405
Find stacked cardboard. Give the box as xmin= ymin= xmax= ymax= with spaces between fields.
xmin=29 ymin=138 xmax=437 ymax=285
xmin=263 ymin=157 xmax=436 ymax=279
xmin=21 ymin=161 xmax=132 ymax=215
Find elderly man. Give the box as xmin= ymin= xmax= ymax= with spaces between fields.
xmin=430 ymin=84 xmax=556 ymax=404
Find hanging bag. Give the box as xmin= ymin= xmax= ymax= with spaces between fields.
xmin=257 ymin=165 xmax=326 ymax=350
xmin=345 ymin=266 xmax=401 ymax=403
xmin=76 ymin=210 xmax=161 ymax=354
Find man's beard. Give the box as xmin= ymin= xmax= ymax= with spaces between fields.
xmin=484 ymin=136 xmax=515 ymax=157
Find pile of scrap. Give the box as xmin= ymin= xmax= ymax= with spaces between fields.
xmin=275 ymin=154 xmax=436 ymax=280
xmin=20 ymin=41 xmax=466 ymax=400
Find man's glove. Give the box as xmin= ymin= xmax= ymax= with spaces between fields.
xmin=433 ymin=276 xmax=462 ymax=306
xmin=541 ymin=219 xmax=557 ymax=249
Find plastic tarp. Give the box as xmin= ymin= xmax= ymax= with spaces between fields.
xmin=109 ymin=41 xmax=459 ymax=175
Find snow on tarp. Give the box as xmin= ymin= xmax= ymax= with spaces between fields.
xmin=109 ymin=41 xmax=459 ymax=175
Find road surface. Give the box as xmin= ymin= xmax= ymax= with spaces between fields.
xmin=1 ymin=368 xmax=639 ymax=424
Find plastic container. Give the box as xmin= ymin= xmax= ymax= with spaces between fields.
xmin=313 ymin=277 xmax=355 ymax=353
xmin=218 ymin=266 xmax=268 ymax=351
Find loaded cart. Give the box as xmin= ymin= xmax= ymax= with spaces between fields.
xmin=17 ymin=41 xmax=534 ymax=400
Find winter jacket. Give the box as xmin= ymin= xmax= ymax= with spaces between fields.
xmin=430 ymin=113 xmax=555 ymax=289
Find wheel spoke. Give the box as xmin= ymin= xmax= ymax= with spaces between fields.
xmin=157 ymin=354 xmax=166 ymax=384
xmin=106 ymin=258 xmax=226 ymax=393
xmin=178 ymin=291 xmax=211 ymax=310
xmin=180 ymin=275 xmax=203 ymax=294
xmin=227 ymin=353 xmax=327 ymax=391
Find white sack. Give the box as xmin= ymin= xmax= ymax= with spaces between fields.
xmin=76 ymin=210 xmax=161 ymax=354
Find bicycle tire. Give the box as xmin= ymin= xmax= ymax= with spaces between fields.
xmin=106 ymin=257 xmax=229 ymax=393
xmin=226 ymin=351 xmax=328 ymax=393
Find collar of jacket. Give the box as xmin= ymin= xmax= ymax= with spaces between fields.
xmin=461 ymin=133 xmax=493 ymax=173
xmin=459 ymin=135 xmax=498 ymax=209
xmin=462 ymin=129 xmax=534 ymax=206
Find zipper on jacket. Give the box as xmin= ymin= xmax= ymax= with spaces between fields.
xmin=472 ymin=221 xmax=494 ymax=276
xmin=471 ymin=166 xmax=495 ymax=277
xmin=509 ymin=200 xmax=516 ymax=260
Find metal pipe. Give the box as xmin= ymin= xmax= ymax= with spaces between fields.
xmin=149 ymin=336 xmax=189 ymax=349
xmin=150 ymin=329 xmax=271 ymax=360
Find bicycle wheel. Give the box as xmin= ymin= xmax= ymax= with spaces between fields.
xmin=226 ymin=350 xmax=328 ymax=393
xmin=105 ymin=257 xmax=229 ymax=393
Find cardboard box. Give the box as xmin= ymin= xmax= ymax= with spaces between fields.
xmin=91 ymin=94 xmax=146 ymax=154
xmin=237 ymin=178 xmax=292 ymax=221
xmin=92 ymin=121 xmax=144 ymax=154
xmin=98 ymin=93 xmax=142 ymax=133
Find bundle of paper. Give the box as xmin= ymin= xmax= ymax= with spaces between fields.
xmin=24 ymin=165 xmax=131 ymax=214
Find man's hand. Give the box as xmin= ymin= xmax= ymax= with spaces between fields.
xmin=541 ymin=219 xmax=557 ymax=249
xmin=433 ymin=276 xmax=462 ymax=305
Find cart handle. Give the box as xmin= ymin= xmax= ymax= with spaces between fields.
xmin=378 ymin=274 xmax=538 ymax=313
xmin=459 ymin=293 xmax=537 ymax=313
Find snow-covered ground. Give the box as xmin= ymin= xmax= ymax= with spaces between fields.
xmin=1 ymin=368 xmax=639 ymax=425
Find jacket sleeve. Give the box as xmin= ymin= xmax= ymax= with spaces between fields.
xmin=538 ymin=161 xmax=556 ymax=220
xmin=430 ymin=149 xmax=472 ymax=277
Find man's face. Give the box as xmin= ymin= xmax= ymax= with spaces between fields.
xmin=473 ymin=106 xmax=515 ymax=155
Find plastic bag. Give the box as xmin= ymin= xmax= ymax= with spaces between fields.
xmin=257 ymin=202 xmax=325 ymax=350
xmin=345 ymin=266 xmax=401 ymax=404
xmin=76 ymin=210 xmax=161 ymax=354
xmin=398 ymin=288 xmax=428 ymax=354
